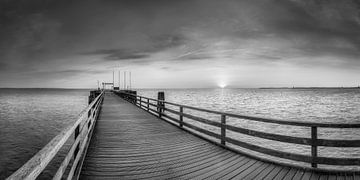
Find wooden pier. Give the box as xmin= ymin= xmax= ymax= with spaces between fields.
xmin=7 ymin=91 xmax=360 ymax=180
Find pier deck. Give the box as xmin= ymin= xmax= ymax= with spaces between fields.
xmin=79 ymin=92 xmax=355 ymax=180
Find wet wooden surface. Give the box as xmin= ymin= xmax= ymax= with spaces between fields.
xmin=79 ymin=92 xmax=357 ymax=180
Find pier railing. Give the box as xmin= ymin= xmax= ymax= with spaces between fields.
xmin=7 ymin=91 xmax=104 ymax=180
xmin=116 ymin=91 xmax=360 ymax=172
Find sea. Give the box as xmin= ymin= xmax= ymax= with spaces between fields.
xmin=1 ymin=88 xmax=360 ymax=178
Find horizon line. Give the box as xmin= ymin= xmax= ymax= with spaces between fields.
xmin=1 ymin=86 xmax=360 ymax=90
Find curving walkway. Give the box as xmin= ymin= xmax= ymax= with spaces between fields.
xmin=79 ymin=92 xmax=358 ymax=180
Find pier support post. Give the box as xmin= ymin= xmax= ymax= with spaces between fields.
xmin=157 ymin=92 xmax=165 ymax=118
xmin=311 ymin=126 xmax=318 ymax=168
xmin=221 ymin=114 xmax=226 ymax=145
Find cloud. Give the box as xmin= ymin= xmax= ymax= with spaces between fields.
xmin=81 ymin=33 xmax=187 ymax=61
xmin=82 ymin=49 xmax=150 ymax=60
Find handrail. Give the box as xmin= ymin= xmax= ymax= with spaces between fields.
xmin=7 ymin=91 xmax=104 ymax=180
xmin=122 ymin=92 xmax=360 ymax=128
xmin=115 ymin=91 xmax=360 ymax=172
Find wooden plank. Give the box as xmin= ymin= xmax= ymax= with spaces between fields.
xmin=345 ymin=173 xmax=355 ymax=180
xmin=219 ymin=159 xmax=258 ymax=179
xmin=231 ymin=161 xmax=265 ymax=179
xmin=172 ymin=152 xmax=239 ymax=179
xmin=302 ymin=171 xmax=314 ymax=180
xmin=85 ymin=142 xmax=207 ymax=156
xmin=336 ymin=174 xmax=345 ymax=180
xmin=100 ymin=151 xmax=234 ymax=179
xmin=200 ymin=157 xmax=251 ymax=179
xmin=192 ymin=156 xmax=247 ymax=179
xmin=251 ymin=164 xmax=276 ymax=180
xmin=282 ymin=168 xmax=297 ymax=180
xmin=82 ymin=145 xmax=219 ymax=171
xmin=354 ymin=174 xmax=360 ymax=180
xmin=327 ymin=175 xmax=337 ymax=180
xmin=82 ymin=151 xmax=219 ymax=173
xmin=310 ymin=172 xmax=321 ymax=180
xmin=292 ymin=170 xmax=306 ymax=180
xmin=318 ymin=174 xmax=328 ymax=180
xmin=263 ymin=166 xmax=283 ymax=179
xmin=272 ymin=167 xmax=290 ymax=180
xmin=241 ymin=162 xmax=269 ymax=179
xmin=82 ymin=150 xmax=229 ymax=176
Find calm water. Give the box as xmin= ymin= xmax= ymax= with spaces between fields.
xmin=1 ymin=88 xmax=360 ymax=178
xmin=0 ymin=89 xmax=89 ymax=179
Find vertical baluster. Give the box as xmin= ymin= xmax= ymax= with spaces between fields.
xmin=311 ymin=126 xmax=318 ymax=168
xmin=221 ymin=114 xmax=226 ymax=145
xmin=147 ymin=99 xmax=150 ymax=111
xmin=157 ymin=92 xmax=165 ymax=118
xmin=140 ymin=97 xmax=142 ymax=107
xmin=179 ymin=106 xmax=183 ymax=127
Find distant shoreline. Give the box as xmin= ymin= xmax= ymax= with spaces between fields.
xmin=1 ymin=87 xmax=360 ymax=90
xmin=259 ymin=87 xmax=360 ymax=89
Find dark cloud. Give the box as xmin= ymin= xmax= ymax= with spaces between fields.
xmin=82 ymin=49 xmax=150 ymax=60
xmin=54 ymin=69 xmax=105 ymax=74
xmin=251 ymin=54 xmax=282 ymax=61
xmin=150 ymin=34 xmax=187 ymax=50
xmin=82 ymin=34 xmax=187 ymax=61
xmin=176 ymin=53 xmax=213 ymax=60
xmin=27 ymin=69 xmax=106 ymax=79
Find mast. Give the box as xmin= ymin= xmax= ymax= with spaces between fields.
xmin=118 ymin=70 xmax=120 ymax=90
xmin=124 ymin=71 xmax=126 ymax=90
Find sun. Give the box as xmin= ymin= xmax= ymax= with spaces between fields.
xmin=218 ymin=82 xmax=227 ymax=88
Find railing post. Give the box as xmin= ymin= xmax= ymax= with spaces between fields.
xmin=139 ymin=97 xmax=142 ymax=107
xmin=147 ymin=99 xmax=150 ymax=111
xmin=74 ymin=125 xmax=80 ymax=158
xmin=221 ymin=114 xmax=226 ymax=145
xmin=179 ymin=106 xmax=183 ymax=127
xmin=157 ymin=92 xmax=165 ymax=118
xmin=311 ymin=126 xmax=318 ymax=168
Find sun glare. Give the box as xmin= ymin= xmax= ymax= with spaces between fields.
xmin=218 ymin=83 xmax=227 ymax=88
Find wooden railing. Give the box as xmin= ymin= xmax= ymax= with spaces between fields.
xmin=115 ymin=91 xmax=360 ymax=172
xmin=7 ymin=91 xmax=104 ymax=180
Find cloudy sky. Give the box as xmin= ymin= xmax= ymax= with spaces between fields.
xmin=0 ymin=0 xmax=360 ymax=88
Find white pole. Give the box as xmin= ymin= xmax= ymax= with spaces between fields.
xmin=118 ymin=70 xmax=120 ymax=90
xmin=124 ymin=71 xmax=126 ymax=90
xmin=129 ymin=71 xmax=131 ymax=90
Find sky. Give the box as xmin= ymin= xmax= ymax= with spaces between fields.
xmin=0 ymin=0 xmax=360 ymax=88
